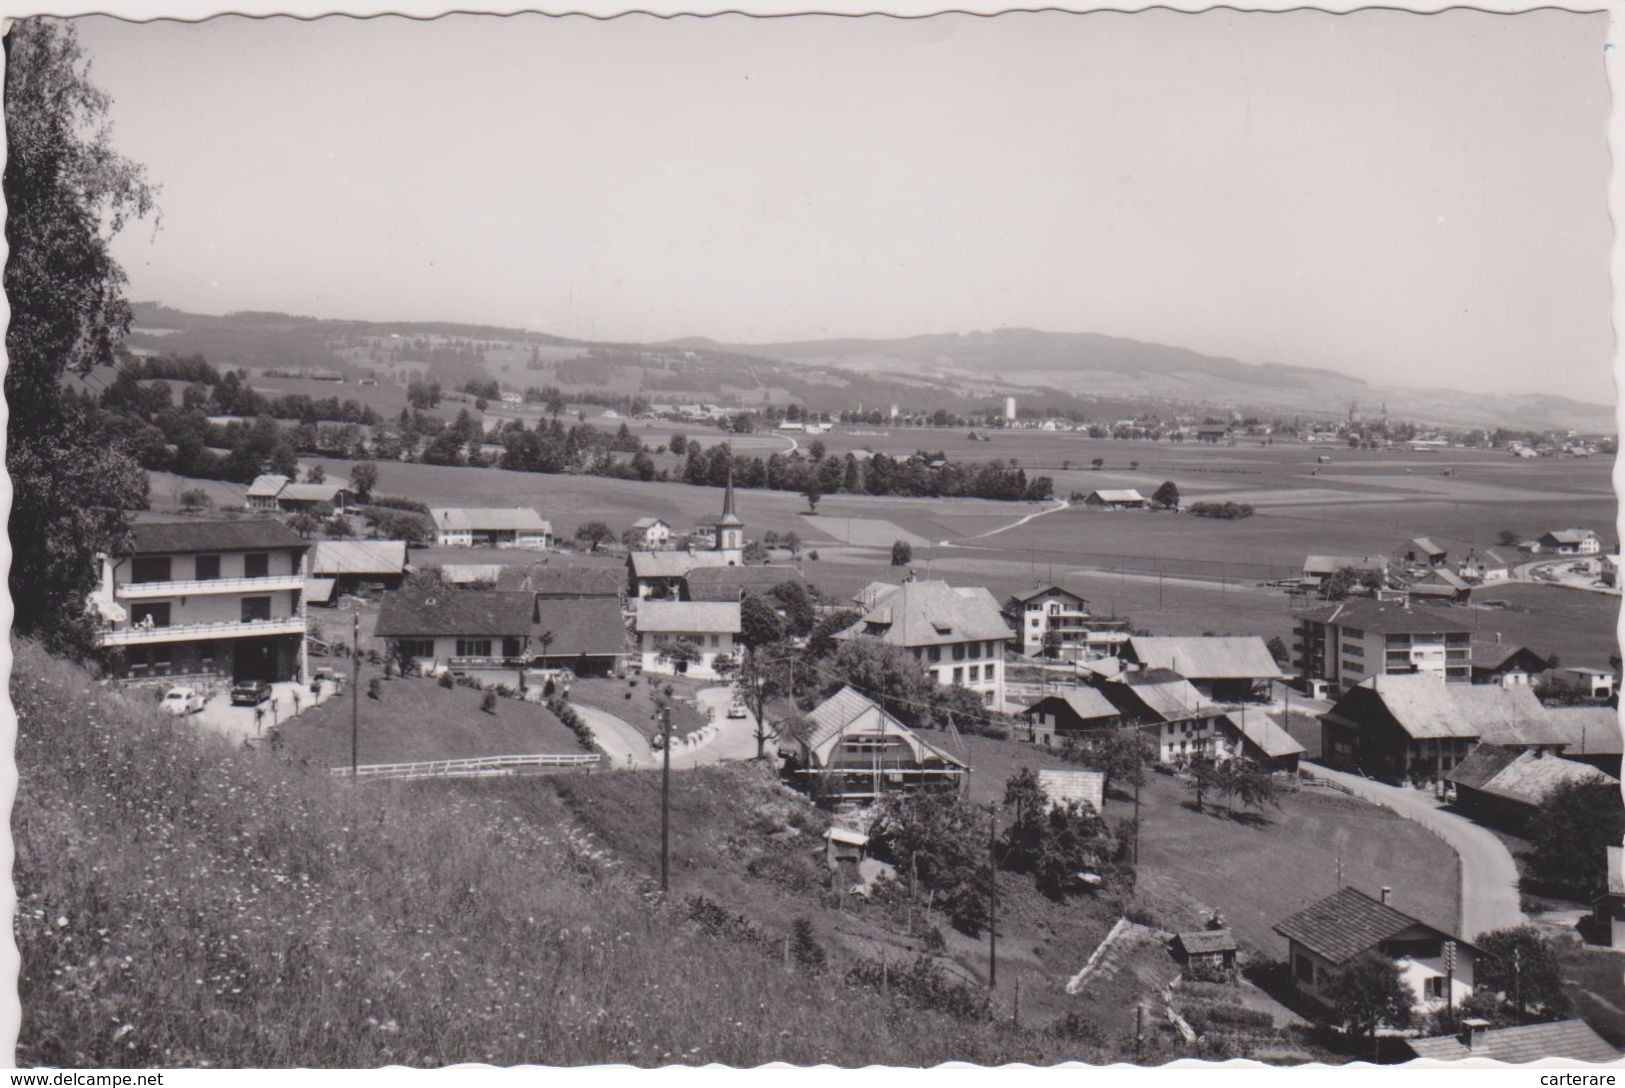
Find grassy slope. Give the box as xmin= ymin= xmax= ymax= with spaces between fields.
xmin=12 ymin=641 xmax=1085 ymax=1067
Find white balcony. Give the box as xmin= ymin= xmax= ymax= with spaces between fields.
xmin=114 ymin=574 xmax=305 ymax=600
xmin=97 ymin=616 xmax=306 ymax=647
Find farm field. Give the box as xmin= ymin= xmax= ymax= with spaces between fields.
xmin=280 ymin=674 xmax=585 ymax=768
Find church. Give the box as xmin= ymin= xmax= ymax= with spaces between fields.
xmin=626 ymin=470 xmax=750 ymax=600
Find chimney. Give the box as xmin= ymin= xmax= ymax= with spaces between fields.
xmin=1379 ymin=886 xmax=1392 ymax=906
xmin=1458 ymin=1017 xmax=1491 ymax=1049
xmin=1496 ymin=631 xmax=1503 ymax=644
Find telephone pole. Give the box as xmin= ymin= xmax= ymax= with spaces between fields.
xmin=987 ymin=801 xmax=998 ymax=990
xmin=660 ymin=704 xmax=673 ymax=894
xmin=350 ymin=608 xmax=360 ymax=779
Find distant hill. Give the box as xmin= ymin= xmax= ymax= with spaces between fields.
xmin=125 ymin=304 xmax=1614 ymax=431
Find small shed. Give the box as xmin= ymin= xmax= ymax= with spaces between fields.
xmin=824 ymin=826 xmax=869 ymax=869
xmin=1036 ymin=769 xmax=1107 ymax=814
xmin=1170 ymin=929 xmax=1238 ymax=978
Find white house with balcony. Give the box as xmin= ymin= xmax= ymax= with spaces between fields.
xmin=1011 ymin=583 xmax=1130 ymax=660
xmin=90 ymin=518 xmax=310 ymax=684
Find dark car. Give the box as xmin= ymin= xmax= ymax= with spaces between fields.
xmin=230 ymin=679 xmax=273 ymax=706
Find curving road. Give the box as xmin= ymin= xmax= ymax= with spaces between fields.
xmin=1307 ymin=764 xmax=1525 ymax=939
xmin=574 ymin=703 xmax=658 ymax=769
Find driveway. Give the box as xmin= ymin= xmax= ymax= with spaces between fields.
xmin=1306 ymin=764 xmax=1525 ymax=939
xmin=191 ymin=679 xmax=339 ymax=743
xmin=693 ymin=686 xmax=766 ymax=764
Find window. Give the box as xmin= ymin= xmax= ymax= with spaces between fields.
xmin=397 ymin=639 xmax=434 ymax=659
xmin=967 ymin=642 xmax=981 ymax=660
xmin=1342 ymin=627 xmax=1364 ymax=640
xmin=1342 ymin=659 xmax=1364 ymax=674
xmin=241 ymin=597 xmax=272 ymax=622
xmin=131 ymin=557 xmax=172 ymax=584
xmin=983 ymin=690 xmax=995 ymax=706
xmin=1030 ymin=618 xmax=1041 ymax=628
xmin=194 ymin=554 xmax=221 ymax=581
xmin=244 ymin=553 xmax=270 ymax=578
xmin=953 ymin=667 xmax=963 ymax=684
xmin=502 ymin=637 xmax=523 ymax=658
xmin=709 ymin=634 xmax=720 ymax=647
xmin=928 ymin=647 xmax=941 ymax=663
xmin=456 ymin=638 xmax=493 ymax=658
xmin=1344 ymin=644 xmax=1364 ymax=658
xmin=131 ymin=602 xmax=170 ymax=628
xmin=1424 ymin=977 xmax=1445 ymax=1000
xmin=1295 ymin=955 xmax=1315 ymax=985
xmin=967 ymin=665 xmax=980 ymax=682
xmin=952 ymin=643 xmax=966 ymax=661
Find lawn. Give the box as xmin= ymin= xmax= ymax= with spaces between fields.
xmin=279 ymin=675 xmax=585 ymax=768
xmin=569 ymin=674 xmax=710 ymax=741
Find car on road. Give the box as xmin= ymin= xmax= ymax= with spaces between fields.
xmin=159 ymin=686 xmax=205 ymax=716
xmin=727 ymin=701 xmax=748 ymax=719
xmin=230 ymin=679 xmax=273 ymax=706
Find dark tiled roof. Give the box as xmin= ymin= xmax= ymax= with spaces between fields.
xmin=1444 ymin=744 xmax=1522 ymax=792
xmin=515 ymin=565 xmax=625 ymax=597
xmin=128 ymin=517 xmax=308 ymax=556
xmin=1295 ymin=599 xmax=1470 ymax=635
xmin=533 ymin=598 xmax=628 ymax=658
xmin=1273 ymin=887 xmax=1453 ymax=966
xmin=1174 ymin=930 xmax=1238 ymax=955
xmin=1407 ymin=1020 xmax=1620 ymax=1063
xmin=375 ymin=588 xmax=535 ymax=637
xmin=684 ymin=565 xmax=807 ymax=601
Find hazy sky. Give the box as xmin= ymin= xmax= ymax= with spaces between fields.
xmin=76 ymin=10 xmax=1612 ymax=396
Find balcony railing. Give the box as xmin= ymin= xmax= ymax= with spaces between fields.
xmin=447 ymin=655 xmax=530 ymax=669
xmin=115 ymin=574 xmax=305 ymax=599
xmin=97 ymin=616 xmax=305 ymax=647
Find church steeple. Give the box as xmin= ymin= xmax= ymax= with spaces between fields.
xmin=715 ymin=464 xmax=744 ymax=563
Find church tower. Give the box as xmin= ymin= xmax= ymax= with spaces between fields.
xmin=715 ymin=465 xmax=744 ymax=566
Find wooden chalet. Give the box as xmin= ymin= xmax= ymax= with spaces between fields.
xmin=782 ymin=686 xmax=968 ymax=804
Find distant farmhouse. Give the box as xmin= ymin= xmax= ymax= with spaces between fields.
xmin=1081 ymin=489 xmax=1147 ymax=510
xmin=431 ymin=507 xmax=553 ymax=549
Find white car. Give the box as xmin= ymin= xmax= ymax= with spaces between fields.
xmin=727 ymin=702 xmax=748 ymax=720
xmin=159 ymin=686 xmax=205 ymax=716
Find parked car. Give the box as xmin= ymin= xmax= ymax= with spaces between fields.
xmin=727 ymin=702 xmax=748 ymax=720
xmin=159 ymin=686 xmax=205 ymax=716
xmin=231 ymin=679 xmax=273 ymax=706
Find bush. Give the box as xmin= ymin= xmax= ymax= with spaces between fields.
xmin=1182 ymin=1001 xmax=1275 ymax=1036
xmin=1187 ymin=501 xmax=1255 ymax=520
xmin=846 ymin=954 xmax=991 ymax=1021
xmin=367 ymin=678 xmax=381 ymax=700
xmin=547 ymin=697 xmax=596 ymax=752
xmin=890 ymin=540 xmax=913 ymax=566
xmin=790 ymin=918 xmax=827 ymax=972
xmin=438 ymin=672 xmax=455 ymax=689
xmin=808 ymin=550 xmax=819 ymax=561
xmin=480 ymin=692 xmax=497 ymax=714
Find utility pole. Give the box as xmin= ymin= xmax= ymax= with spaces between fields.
xmin=1514 ymin=946 xmax=1523 ymax=1024
xmin=987 ymin=802 xmax=998 ymax=990
xmin=1444 ymin=939 xmax=1456 ymax=1023
xmin=660 ymin=703 xmax=673 ymax=894
xmin=350 ymin=608 xmax=360 ymax=779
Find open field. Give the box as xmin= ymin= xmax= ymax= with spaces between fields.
xmin=280 ymin=675 xmax=584 ymax=767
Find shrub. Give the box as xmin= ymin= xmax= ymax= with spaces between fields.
xmin=367 ymin=678 xmax=381 ymax=700
xmin=846 ymin=954 xmax=991 ymax=1021
xmin=438 ymin=672 xmax=455 ymax=689
xmin=547 ymin=697 xmax=596 ymax=752
xmin=1187 ymin=501 xmax=1255 ymax=520
xmin=480 ymin=692 xmax=497 ymax=714
xmin=1182 ymin=1002 xmax=1275 ymax=1036
xmin=808 ymin=550 xmax=819 ymax=561
xmin=790 ymin=918 xmax=827 ymax=973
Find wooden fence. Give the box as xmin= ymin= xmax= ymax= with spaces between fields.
xmin=330 ymin=752 xmax=600 ymax=780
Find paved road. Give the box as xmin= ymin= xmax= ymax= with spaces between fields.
xmin=574 ymin=703 xmax=658 ymax=769
xmin=574 ymin=689 xmax=764 ymax=771
xmin=693 ymin=686 xmax=766 ymax=763
xmin=1307 ymin=764 xmax=1525 ymax=939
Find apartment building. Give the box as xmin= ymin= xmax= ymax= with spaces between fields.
xmin=1010 ymin=583 xmax=1129 ymax=660
xmin=90 ymin=518 xmax=310 ymax=683
xmin=837 ymin=580 xmax=1012 ymax=707
xmin=1294 ymin=599 xmax=1471 ymax=694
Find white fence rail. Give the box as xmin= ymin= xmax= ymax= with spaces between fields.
xmin=330 ymin=752 xmax=600 ymax=780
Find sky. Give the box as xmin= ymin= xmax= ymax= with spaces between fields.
xmin=74 ymin=10 xmax=1613 ymax=397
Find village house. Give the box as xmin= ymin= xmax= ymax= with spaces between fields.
xmin=306 ymin=539 xmax=409 ymax=606
xmin=627 ymin=475 xmax=746 ymax=598
xmin=1299 ymin=554 xmax=1390 ymax=591
xmin=518 ymin=564 xmax=626 ymax=600
xmin=1008 ymin=583 xmax=1130 ymax=660
xmin=375 ymin=587 xmax=537 ymax=675
xmin=1398 ymin=537 xmax=1449 ymax=569
xmin=1444 ymin=745 xmax=1618 ymax=830
xmin=780 ymin=685 xmax=969 ymax=803
xmin=1545 ymin=706 xmax=1623 ymax=778
xmin=1407 ymin=1019 xmax=1619 ymax=1063
xmin=1457 ymin=548 xmax=1510 ymax=584
xmin=1273 ymin=886 xmax=1476 ymax=1017
xmin=246 ymin=473 xmax=290 ymax=512
xmin=1122 ymin=636 xmax=1285 ymax=701
xmin=430 ymin=506 xmax=553 ymax=549
xmin=631 ymin=516 xmax=673 ymax=549
xmin=275 ymin=480 xmax=353 ymax=515
xmin=835 ymin=579 xmax=1013 ymax=707
xmin=1405 ymin=567 xmax=1472 ymax=604
xmin=531 ymin=597 xmax=629 ymax=677
xmin=635 ymin=600 xmax=741 ymax=679
xmin=1594 ymin=846 xmax=1625 ymax=950
xmin=1020 ymin=688 xmax=1122 ymax=747
xmin=1093 ymin=669 xmax=1224 ymax=764
xmin=1081 ymin=488 xmax=1148 ymax=510
xmin=89 ymin=518 xmax=310 ymax=684
xmin=1563 ymin=666 xmax=1616 ymax=702
xmin=1319 ymin=673 xmax=1565 ymax=786
xmin=1208 ymin=711 xmax=1306 ymax=774
xmin=1294 ymin=599 xmax=1472 ymax=693
xmin=1468 ymin=639 xmax=1549 ymax=687
xmin=1532 ymin=528 xmax=1601 ymax=555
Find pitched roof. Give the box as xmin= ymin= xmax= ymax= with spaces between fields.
xmin=836 ymin=580 xmax=1012 ymax=648
xmin=1218 ymin=712 xmax=1307 ymax=759
xmin=1446 ymin=746 xmax=1617 ymax=806
xmin=1273 ymin=887 xmax=1459 ymax=966
xmin=1086 ymin=489 xmax=1146 ymax=504
xmin=684 ymin=565 xmax=807 ymax=602
xmin=1295 ymin=599 xmax=1470 ymax=635
xmin=635 ymin=600 xmax=741 ymax=635
xmin=1546 ymin=707 xmax=1624 ymax=758
xmin=277 ymin=481 xmax=350 ymax=503
xmin=246 ymin=474 xmax=289 ymax=498
xmin=520 ymin=565 xmax=625 ymax=597
xmin=311 ymin=540 xmax=408 ymax=577
xmin=1334 ymin=675 xmax=1562 ymax=744
xmin=374 ymin=588 xmax=536 ymax=638
xmin=431 ymin=507 xmax=552 ymax=533
xmin=1443 ymin=744 xmax=1523 ymax=792
xmin=1022 ymin=688 xmax=1121 ymax=723
xmin=1174 ymin=930 xmax=1238 ymax=955
xmin=1303 ymin=554 xmax=1389 ymax=576
xmin=439 ymin=564 xmax=504 ymax=586
xmin=1011 ymin=583 xmax=1088 ymax=606
xmin=631 ymin=517 xmax=668 ymax=529
xmin=630 ymin=550 xmax=738 ymax=579
xmin=801 ymin=686 xmax=967 ymax=769
xmin=1114 ymin=669 xmax=1214 ymax=721
xmin=1408 ymin=537 xmax=1446 ymax=557
xmin=305 ymin=577 xmax=337 ymax=604
xmin=126 ymin=517 xmax=309 ymax=556
xmin=533 ymin=597 xmax=628 ymax=658
xmin=854 ymin=581 xmax=900 ymax=609
xmin=1126 ymin=636 xmax=1285 ymax=681
xmin=1542 ymin=528 xmax=1598 ymax=545
xmin=1407 ymin=1019 xmax=1620 ymax=1063
xmin=1410 ymin=568 xmax=1471 ymax=592
xmin=1470 ymin=641 xmax=1546 ymax=673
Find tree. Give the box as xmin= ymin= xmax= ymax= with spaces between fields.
xmin=668 ymin=432 xmax=687 ymax=456
xmin=1002 ymin=767 xmax=1047 ymax=822
xmin=806 ymin=608 xmax=860 ymax=660
xmin=1498 ymin=529 xmax=1519 ymax=547
xmin=781 ymin=530 xmax=802 ymax=558
xmin=1526 ymin=780 xmax=1625 ymax=897
xmin=1266 ymin=636 xmax=1290 ymax=665
xmin=891 ymin=540 xmax=913 ymax=567
xmin=1219 ymin=758 xmax=1279 ymax=815
xmin=1090 ymin=458 xmax=1104 ymax=471
xmin=178 ymin=488 xmax=212 ymax=514
xmin=1152 ymin=480 xmax=1180 ymax=510
xmin=739 ymin=593 xmax=785 ymax=649
xmin=867 ymin=790 xmax=991 ymax=934
xmin=1041 ymin=628 xmax=1063 ymax=660
xmin=1185 ymin=756 xmax=1222 ymax=812
xmin=1474 ymin=926 xmax=1571 ymax=1023
xmin=5 ymin=18 xmax=158 ymax=655
xmin=1062 ymin=730 xmax=1146 ymax=790
xmin=802 ymin=482 xmax=821 ymax=514
xmin=770 ymin=580 xmax=817 ymax=638
xmin=573 ymin=520 xmax=614 ymax=552
xmin=823 ymin=639 xmax=937 ymax=731
xmin=287 ymin=512 xmax=320 ymax=539
xmin=736 ymin=636 xmax=792 ymax=759
xmin=349 ymin=461 xmax=379 ymax=503
xmin=1322 ymin=954 xmax=1413 ymax=1047
xmin=306 ymin=464 xmax=326 ymax=484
